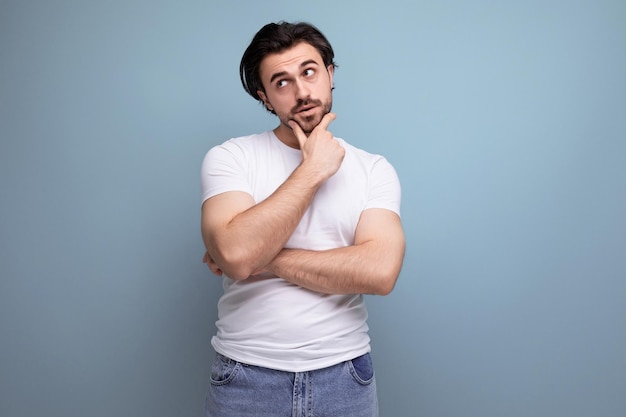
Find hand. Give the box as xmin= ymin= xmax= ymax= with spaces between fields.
xmin=288 ymin=112 xmax=345 ymax=182
xmin=202 ymin=251 xmax=223 ymax=276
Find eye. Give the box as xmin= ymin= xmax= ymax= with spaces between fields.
xmin=276 ymin=79 xmax=288 ymax=88
xmin=304 ymin=68 xmax=315 ymax=77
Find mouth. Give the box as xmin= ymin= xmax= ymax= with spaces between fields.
xmin=293 ymin=99 xmax=323 ymax=116
xmin=297 ymin=105 xmax=317 ymax=114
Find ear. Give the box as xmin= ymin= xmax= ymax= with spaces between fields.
xmin=257 ymin=90 xmax=273 ymax=112
xmin=327 ymin=65 xmax=335 ymax=87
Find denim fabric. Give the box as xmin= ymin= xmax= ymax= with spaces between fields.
xmin=205 ymin=353 xmax=378 ymax=417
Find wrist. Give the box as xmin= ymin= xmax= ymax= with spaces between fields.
xmin=294 ymin=162 xmax=328 ymax=188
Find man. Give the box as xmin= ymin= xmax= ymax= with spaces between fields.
xmin=200 ymin=21 xmax=405 ymax=417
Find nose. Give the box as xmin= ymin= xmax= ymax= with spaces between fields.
xmin=294 ymin=79 xmax=310 ymax=101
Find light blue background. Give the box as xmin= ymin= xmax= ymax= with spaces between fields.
xmin=1 ymin=1 xmax=625 ymax=416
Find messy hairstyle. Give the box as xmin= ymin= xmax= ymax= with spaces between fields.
xmin=240 ymin=21 xmax=337 ymax=111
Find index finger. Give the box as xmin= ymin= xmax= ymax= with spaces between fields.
xmin=288 ymin=119 xmax=307 ymax=148
xmin=315 ymin=112 xmax=336 ymax=132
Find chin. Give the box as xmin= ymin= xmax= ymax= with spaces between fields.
xmin=298 ymin=113 xmax=324 ymax=132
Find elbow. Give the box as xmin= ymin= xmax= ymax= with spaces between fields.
xmin=378 ymin=283 xmax=395 ymax=296
xmin=371 ymin=256 xmax=403 ymax=296
xmin=373 ymin=272 xmax=399 ymax=296
xmin=215 ymin=248 xmax=257 ymax=281
xmin=221 ymin=267 xmax=251 ymax=281
xmin=368 ymin=239 xmax=405 ymax=296
xmin=380 ymin=246 xmax=405 ymax=295
xmin=218 ymin=261 xmax=252 ymax=281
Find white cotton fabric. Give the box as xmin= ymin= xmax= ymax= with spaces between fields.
xmin=201 ymin=130 xmax=401 ymax=372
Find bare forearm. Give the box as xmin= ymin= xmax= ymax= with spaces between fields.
xmin=204 ymin=167 xmax=323 ymax=279
xmin=203 ymin=113 xmax=344 ymax=280
xmin=265 ymin=242 xmax=404 ymax=295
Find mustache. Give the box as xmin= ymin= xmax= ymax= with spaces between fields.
xmin=291 ymin=99 xmax=323 ymax=114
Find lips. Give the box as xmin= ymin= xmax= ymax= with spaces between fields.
xmin=297 ymin=105 xmax=317 ymax=114
xmin=292 ymin=99 xmax=323 ymax=115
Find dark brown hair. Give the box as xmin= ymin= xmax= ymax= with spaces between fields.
xmin=240 ymin=21 xmax=337 ymax=111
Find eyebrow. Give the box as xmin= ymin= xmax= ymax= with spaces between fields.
xmin=269 ymin=59 xmax=320 ymax=84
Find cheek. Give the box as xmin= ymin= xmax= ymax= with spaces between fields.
xmin=269 ymin=96 xmax=292 ymax=113
xmin=318 ymin=80 xmax=332 ymax=96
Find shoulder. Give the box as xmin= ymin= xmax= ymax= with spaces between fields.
xmin=203 ymin=131 xmax=272 ymax=163
xmin=211 ymin=131 xmax=272 ymax=153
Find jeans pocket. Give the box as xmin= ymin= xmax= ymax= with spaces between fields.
xmin=348 ymin=353 xmax=375 ymax=385
xmin=210 ymin=353 xmax=241 ymax=386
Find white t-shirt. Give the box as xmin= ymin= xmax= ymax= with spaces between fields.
xmin=201 ymin=130 xmax=401 ymax=372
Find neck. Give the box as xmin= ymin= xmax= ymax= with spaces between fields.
xmin=273 ymin=123 xmax=303 ymax=149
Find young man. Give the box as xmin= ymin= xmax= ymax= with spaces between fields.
xmin=201 ymin=21 xmax=405 ymax=417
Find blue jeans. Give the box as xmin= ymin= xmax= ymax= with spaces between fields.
xmin=205 ymin=353 xmax=379 ymax=417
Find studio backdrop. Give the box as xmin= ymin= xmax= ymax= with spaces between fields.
xmin=1 ymin=1 xmax=625 ymax=416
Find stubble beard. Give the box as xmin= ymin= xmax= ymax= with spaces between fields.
xmin=281 ymin=97 xmax=333 ymax=135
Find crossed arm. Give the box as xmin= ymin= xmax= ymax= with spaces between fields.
xmin=258 ymin=208 xmax=405 ymax=295
xmin=201 ymin=113 xmax=405 ymax=295
xmin=202 ymin=197 xmax=405 ymax=295
xmin=201 ymin=171 xmax=323 ymax=281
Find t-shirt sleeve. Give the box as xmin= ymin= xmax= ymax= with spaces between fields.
xmin=364 ymin=156 xmax=402 ymax=217
xmin=200 ymin=142 xmax=252 ymax=205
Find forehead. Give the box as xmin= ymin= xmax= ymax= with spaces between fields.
xmin=259 ymin=42 xmax=324 ymax=82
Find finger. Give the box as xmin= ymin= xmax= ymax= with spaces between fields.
xmin=208 ymin=260 xmax=223 ymax=276
xmin=315 ymin=112 xmax=336 ymax=132
xmin=288 ymin=119 xmax=307 ymax=148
